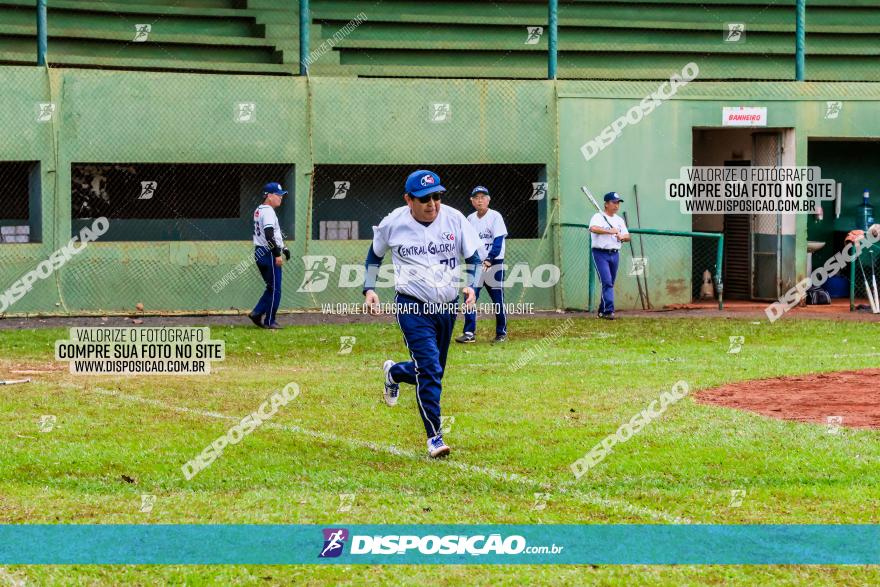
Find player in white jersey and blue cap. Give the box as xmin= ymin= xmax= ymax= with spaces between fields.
xmin=363 ymin=170 xmax=482 ymax=458
xmin=456 ymin=185 xmax=508 ymax=344
xmin=589 ymin=191 xmax=631 ymax=320
xmin=248 ymin=182 xmax=289 ymax=329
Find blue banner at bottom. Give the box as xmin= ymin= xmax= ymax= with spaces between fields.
xmin=0 ymin=525 xmax=877 ymax=565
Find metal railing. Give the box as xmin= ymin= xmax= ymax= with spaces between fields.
xmin=31 ymin=0 xmax=808 ymax=81
xmin=562 ymin=224 xmax=725 ymax=312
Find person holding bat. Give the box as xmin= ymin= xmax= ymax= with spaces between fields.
xmin=589 ymin=192 xmax=630 ymax=320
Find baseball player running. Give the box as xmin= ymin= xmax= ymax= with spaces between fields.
xmin=589 ymin=191 xmax=630 ymax=320
xmin=456 ymin=186 xmax=508 ymax=344
xmin=363 ymin=170 xmax=482 ymax=458
xmin=248 ymin=182 xmax=290 ymax=330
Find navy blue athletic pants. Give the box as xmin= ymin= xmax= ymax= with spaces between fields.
xmin=462 ymin=261 xmax=506 ymax=337
xmin=388 ymin=293 xmax=456 ymax=438
xmin=253 ymin=246 xmax=282 ymax=326
xmin=592 ymin=248 xmax=620 ymax=315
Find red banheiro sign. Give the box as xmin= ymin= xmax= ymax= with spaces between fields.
xmin=722 ymin=106 xmax=768 ymax=127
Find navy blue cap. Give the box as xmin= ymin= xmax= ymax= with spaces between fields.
xmin=471 ymin=186 xmax=490 ymax=197
xmin=263 ymin=182 xmax=288 ymax=196
xmin=405 ymin=170 xmax=445 ymax=198
xmin=604 ymin=191 xmax=624 ymax=203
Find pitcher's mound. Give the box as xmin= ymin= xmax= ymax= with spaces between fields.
xmin=696 ymin=369 xmax=880 ymax=429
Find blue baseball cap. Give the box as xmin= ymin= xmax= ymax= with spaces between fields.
xmin=262 ymin=182 xmax=288 ymax=196
xmin=405 ymin=170 xmax=445 ymax=198
xmin=471 ymin=186 xmax=490 ymax=197
xmin=604 ymin=191 xmax=624 ymax=203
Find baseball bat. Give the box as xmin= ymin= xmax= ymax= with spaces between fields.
xmin=835 ymin=183 xmax=842 ymax=219
xmin=0 ymin=378 xmax=31 ymax=385
xmin=873 ymin=275 xmax=879 ymax=314
xmin=857 ymin=254 xmax=877 ymax=312
xmin=581 ymin=186 xmax=614 ymax=228
xmin=871 ymin=250 xmax=880 ymax=314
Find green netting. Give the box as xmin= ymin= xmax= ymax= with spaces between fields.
xmin=561 ymin=224 xmax=724 ymax=311
xmin=0 ymin=68 xmax=559 ymax=316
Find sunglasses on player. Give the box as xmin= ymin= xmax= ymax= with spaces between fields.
xmin=412 ymin=193 xmax=443 ymax=204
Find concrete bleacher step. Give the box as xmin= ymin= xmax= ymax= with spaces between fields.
xmin=0 ymin=40 xmax=282 ymax=69
xmin=310 ymin=0 xmax=880 ymax=33
xmin=102 ymin=0 xmax=241 ymax=7
xmin=247 ymin=0 xmax=297 ymax=11
xmin=2 ymin=0 xmax=879 ymax=79
xmin=0 ymin=48 xmax=294 ymax=73
xmin=313 ymin=49 xmax=880 ymax=81
xmin=313 ymin=23 xmax=880 ymax=56
xmin=301 ymin=0 xmax=880 ymax=80
xmin=0 ymin=2 xmax=264 ymax=38
xmin=261 ymin=24 xmax=298 ymax=40
xmin=0 ymin=0 xmax=262 ymax=20
xmin=0 ymin=0 xmax=300 ymax=73
xmin=0 ymin=23 xmax=281 ymax=51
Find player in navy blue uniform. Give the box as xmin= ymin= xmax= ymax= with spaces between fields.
xmin=249 ymin=182 xmax=289 ymax=329
xmin=363 ymin=170 xmax=482 ymax=458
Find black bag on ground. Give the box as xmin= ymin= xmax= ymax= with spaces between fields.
xmin=806 ymin=286 xmax=831 ymax=305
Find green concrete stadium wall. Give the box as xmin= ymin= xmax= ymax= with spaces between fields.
xmin=556 ymin=80 xmax=880 ymax=309
xmin=0 ymin=68 xmax=558 ymax=314
xmin=3 ymin=67 xmax=880 ymax=314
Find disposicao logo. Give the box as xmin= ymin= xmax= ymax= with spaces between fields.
xmin=319 ymin=528 xmax=349 ymax=558
xmin=338 ymin=533 xmax=528 ymax=556
xmin=316 ymin=530 xmax=563 ymax=559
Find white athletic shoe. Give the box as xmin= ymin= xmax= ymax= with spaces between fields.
xmin=427 ymin=434 xmax=451 ymax=458
xmin=383 ymin=360 xmax=399 ymax=406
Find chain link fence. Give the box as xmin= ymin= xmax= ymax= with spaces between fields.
xmin=303 ymin=162 xmax=555 ymax=311
xmin=0 ymin=67 xmax=560 ymax=316
xmin=561 ymin=225 xmax=724 ymax=312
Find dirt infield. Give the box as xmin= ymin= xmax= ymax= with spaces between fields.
xmin=696 ymin=369 xmax=880 ymax=430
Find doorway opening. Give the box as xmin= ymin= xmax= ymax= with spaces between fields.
xmin=692 ymin=128 xmax=796 ymax=300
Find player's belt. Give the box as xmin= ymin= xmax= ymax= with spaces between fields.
xmin=592 ymin=248 xmax=620 ymax=253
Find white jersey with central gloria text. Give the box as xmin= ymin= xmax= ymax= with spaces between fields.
xmin=467 ymin=209 xmax=508 ymax=261
xmin=371 ymin=204 xmax=481 ymax=304
xmin=253 ymin=204 xmax=284 ymax=249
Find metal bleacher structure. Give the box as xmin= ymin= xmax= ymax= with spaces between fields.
xmin=1 ymin=0 xmax=879 ymax=80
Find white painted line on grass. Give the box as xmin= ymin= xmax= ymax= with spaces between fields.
xmin=67 ymin=384 xmax=691 ymax=524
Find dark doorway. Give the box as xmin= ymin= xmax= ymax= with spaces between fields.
xmin=723 ymin=160 xmax=752 ymax=300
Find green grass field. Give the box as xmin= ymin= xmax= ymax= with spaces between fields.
xmin=1 ymin=316 xmax=878 ymax=585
